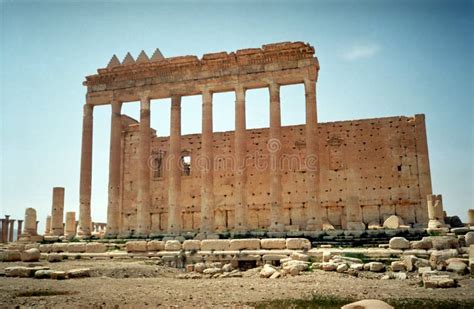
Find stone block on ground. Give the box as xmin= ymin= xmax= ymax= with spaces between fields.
xmin=67 ymin=268 xmax=91 ymax=278
xmin=165 ymin=240 xmax=182 ymax=251
xmin=201 ymin=239 xmax=230 ymax=251
xmin=86 ymin=242 xmax=107 ymax=253
xmin=291 ymin=252 xmax=309 ymax=261
xmin=229 ymin=239 xmax=260 ymax=250
xmin=147 ymin=240 xmax=165 ymax=251
xmin=446 ymin=260 xmax=467 ymax=274
xmin=34 ymin=269 xmax=54 ymax=279
xmin=465 ymin=232 xmax=474 ymax=246
xmin=47 ymin=253 xmax=63 ymax=263
xmin=182 ymin=240 xmax=201 ymax=251
xmin=367 ymin=262 xmax=385 ymax=272
xmin=21 ymin=248 xmax=41 ymax=262
xmin=39 ymin=244 xmax=53 ymax=253
xmin=286 ymin=238 xmax=311 ymax=250
xmin=391 ymin=261 xmax=407 ymax=272
xmin=50 ymin=271 xmax=67 ymax=280
xmin=194 ymin=262 xmax=206 ymax=273
xmin=423 ymin=274 xmax=456 ymax=288
xmin=0 ymin=250 xmax=21 ymax=262
xmin=260 ymin=238 xmax=286 ymax=249
xmin=389 ymin=237 xmax=410 ymax=250
xmin=260 ymin=264 xmax=276 ymax=278
xmin=383 ymin=215 xmax=404 ymax=229
xmin=341 ymin=299 xmax=394 ymax=309
xmin=67 ymin=243 xmax=87 ymax=253
xmin=410 ymin=239 xmax=432 ymax=250
xmin=125 ymin=241 xmax=148 ymax=252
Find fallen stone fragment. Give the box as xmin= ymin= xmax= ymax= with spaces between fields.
xmin=67 ymin=268 xmax=90 ymax=278
xmin=259 ymin=264 xmax=276 ymax=278
xmin=389 ymin=237 xmax=410 ymax=250
xmin=203 ymin=267 xmax=222 ymax=275
xmin=47 ymin=253 xmax=63 ymax=263
xmin=423 ymin=275 xmax=456 ymax=288
xmin=0 ymin=250 xmax=21 ymax=262
xmin=342 ymin=299 xmax=394 ymax=309
xmin=50 ymin=271 xmax=67 ymax=280
xmin=446 ymin=260 xmax=467 ymax=274
xmin=391 ymin=261 xmax=407 ymax=272
xmin=321 ymin=262 xmax=338 ymax=271
xmin=34 ymin=270 xmax=54 ymax=279
xmin=21 ymin=248 xmax=41 ymax=262
xmin=367 ymin=262 xmax=385 ymax=272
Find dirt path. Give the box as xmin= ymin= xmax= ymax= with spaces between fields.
xmin=1 ymin=260 xmax=473 ymax=308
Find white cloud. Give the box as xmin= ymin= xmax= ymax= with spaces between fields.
xmin=342 ymin=43 xmax=381 ymax=61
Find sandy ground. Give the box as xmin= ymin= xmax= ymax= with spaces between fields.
xmin=0 ymin=259 xmax=473 ymax=308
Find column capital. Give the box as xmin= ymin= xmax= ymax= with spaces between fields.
xmin=268 ymin=81 xmax=280 ymax=95
xmin=138 ymin=90 xmax=151 ymax=101
xmin=110 ymin=100 xmax=123 ymax=113
xmin=83 ymin=104 xmax=94 ymax=117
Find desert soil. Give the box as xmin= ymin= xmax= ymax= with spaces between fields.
xmin=0 ymin=259 xmax=473 ymax=308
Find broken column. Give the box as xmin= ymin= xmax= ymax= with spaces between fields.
xmin=64 ymin=211 xmax=76 ymax=239
xmin=1 ymin=217 xmax=8 ymax=243
xmin=23 ymin=208 xmax=38 ymax=238
xmin=51 ymin=187 xmax=65 ymax=236
xmin=44 ymin=215 xmax=51 ymax=235
xmin=468 ymin=209 xmax=474 ymax=227
xmin=427 ymin=194 xmax=446 ymax=229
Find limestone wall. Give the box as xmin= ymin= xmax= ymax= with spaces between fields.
xmin=119 ymin=114 xmax=431 ymax=234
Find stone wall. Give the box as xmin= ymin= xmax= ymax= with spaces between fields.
xmin=119 ymin=114 xmax=431 ymax=234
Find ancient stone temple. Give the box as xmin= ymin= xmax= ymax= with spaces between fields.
xmin=80 ymin=42 xmax=432 ymax=238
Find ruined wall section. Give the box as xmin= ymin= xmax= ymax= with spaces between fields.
xmin=120 ymin=114 xmax=431 ymax=233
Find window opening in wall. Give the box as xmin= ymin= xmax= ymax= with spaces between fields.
xmin=153 ymin=151 xmax=164 ymax=179
xmin=181 ymin=153 xmax=191 ymax=176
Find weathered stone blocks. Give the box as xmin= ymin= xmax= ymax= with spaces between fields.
xmin=21 ymin=248 xmax=41 ymax=262
xmin=147 ymin=240 xmax=165 ymax=251
xmin=286 ymin=238 xmax=311 ymax=250
xmin=125 ymin=241 xmax=147 ymax=252
xmin=86 ymin=242 xmax=107 ymax=253
xmin=261 ymin=238 xmax=286 ymax=249
xmin=229 ymin=239 xmax=260 ymax=250
xmin=389 ymin=237 xmax=410 ymax=249
xmin=201 ymin=240 xmax=230 ymax=251
xmin=164 ymin=240 xmax=182 ymax=251
xmin=67 ymin=243 xmax=86 ymax=253
xmin=183 ymin=240 xmax=201 ymax=251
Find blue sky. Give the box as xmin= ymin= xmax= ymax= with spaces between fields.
xmin=1 ymin=0 xmax=472 ymax=232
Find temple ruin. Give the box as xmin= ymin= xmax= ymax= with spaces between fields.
xmin=78 ymin=42 xmax=433 ymax=238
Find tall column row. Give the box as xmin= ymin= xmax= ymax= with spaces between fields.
xmin=81 ymin=76 xmax=323 ymax=237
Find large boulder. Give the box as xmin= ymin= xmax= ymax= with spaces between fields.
xmin=229 ymin=239 xmax=260 ymax=250
xmin=261 ymin=238 xmax=286 ymax=249
xmin=389 ymin=237 xmax=410 ymax=250
xmin=286 ymin=238 xmax=311 ymax=250
xmin=383 ymin=215 xmax=404 ymax=229
xmin=465 ymin=232 xmax=474 ymax=247
xmin=21 ymin=248 xmax=41 ymax=262
xmin=125 ymin=241 xmax=148 ymax=252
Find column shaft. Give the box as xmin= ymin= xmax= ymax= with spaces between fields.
xmin=168 ymin=95 xmax=182 ymax=233
xmin=16 ymin=220 xmax=23 ymax=241
xmin=200 ymin=90 xmax=215 ymax=232
xmin=136 ymin=96 xmax=151 ymax=236
xmin=51 ymin=187 xmax=65 ymax=236
xmin=8 ymin=220 xmax=14 ymax=242
xmin=234 ymin=86 xmax=247 ymax=231
xmin=304 ymin=78 xmax=325 ymax=230
xmin=106 ymin=101 xmax=123 ymax=237
xmin=268 ymin=83 xmax=284 ymax=232
xmin=78 ymin=104 xmax=93 ymax=237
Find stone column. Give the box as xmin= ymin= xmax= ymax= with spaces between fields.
xmin=304 ymin=78 xmax=329 ymax=230
xmin=468 ymin=209 xmax=474 ymax=226
xmin=78 ymin=104 xmax=94 ymax=237
xmin=51 ymin=187 xmax=65 ymax=236
xmin=268 ymin=82 xmax=284 ymax=232
xmin=200 ymin=89 xmax=215 ymax=233
xmin=427 ymin=194 xmax=445 ymax=229
xmin=24 ymin=208 xmax=37 ymax=236
xmin=8 ymin=220 xmax=15 ymax=242
xmin=64 ymin=212 xmax=76 ymax=239
xmin=0 ymin=219 xmax=6 ymax=243
xmin=45 ymin=215 xmax=51 ymax=235
xmin=106 ymin=100 xmax=123 ymax=238
xmin=234 ymin=85 xmax=247 ymax=232
xmin=1 ymin=216 xmax=9 ymax=243
xmin=136 ymin=94 xmax=151 ymax=237
xmin=168 ymin=95 xmax=182 ymax=233
xmin=16 ymin=220 xmax=23 ymax=240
